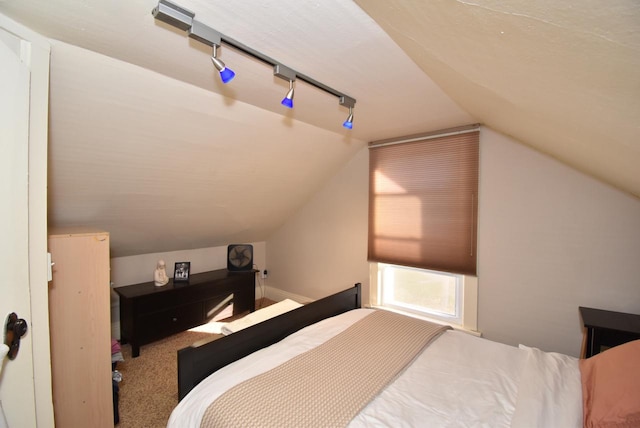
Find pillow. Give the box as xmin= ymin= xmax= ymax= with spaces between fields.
xmin=579 ymin=339 xmax=640 ymax=428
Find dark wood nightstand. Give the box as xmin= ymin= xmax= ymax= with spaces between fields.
xmin=579 ymin=306 xmax=640 ymax=358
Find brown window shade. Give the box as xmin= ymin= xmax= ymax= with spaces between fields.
xmin=368 ymin=130 xmax=479 ymax=276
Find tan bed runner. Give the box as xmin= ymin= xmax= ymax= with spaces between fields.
xmin=200 ymin=310 xmax=450 ymax=428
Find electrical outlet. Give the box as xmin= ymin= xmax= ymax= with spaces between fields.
xmin=262 ymin=269 xmax=268 ymax=279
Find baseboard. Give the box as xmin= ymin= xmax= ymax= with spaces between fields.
xmin=262 ymin=285 xmax=313 ymax=304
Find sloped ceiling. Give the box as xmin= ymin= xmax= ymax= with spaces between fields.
xmin=1 ymin=0 xmax=638 ymax=257
xmin=356 ymin=0 xmax=640 ymax=198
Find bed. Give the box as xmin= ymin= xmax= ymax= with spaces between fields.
xmin=170 ymin=284 xmax=640 ymax=428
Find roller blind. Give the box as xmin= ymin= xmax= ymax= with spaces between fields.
xmin=368 ymin=129 xmax=479 ymax=276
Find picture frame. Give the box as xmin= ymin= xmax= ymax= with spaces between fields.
xmin=174 ymin=262 xmax=191 ymax=283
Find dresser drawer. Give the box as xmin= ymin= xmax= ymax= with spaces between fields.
xmin=135 ymin=289 xmax=197 ymax=314
xmin=137 ymin=302 xmax=203 ymax=344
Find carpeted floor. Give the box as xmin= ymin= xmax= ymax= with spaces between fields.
xmin=116 ymin=330 xmax=213 ymax=428
xmin=115 ymin=299 xmax=275 ymax=427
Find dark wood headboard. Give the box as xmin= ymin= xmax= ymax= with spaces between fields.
xmin=177 ymin=283 xmax=362 ymax=400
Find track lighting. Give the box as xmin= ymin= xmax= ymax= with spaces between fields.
xmin=281 ymin=80 xmax=295 ymax=108
xmin=152 ymin=0 xmax=194 ymax=30
xmin=211 ymin=44 xmax=235 ymax=84
xmin=153 ymin=0 xmax=356 ymax=128
xmin=185 ymin=19 xmax=234 ymax=84
xmin=274 ymin=64 xmax=296 ymax=109
xmin=343 ymin=107 xmax=354 ymax=130
xmin=340 ymin=96 xmax=355 ymax=130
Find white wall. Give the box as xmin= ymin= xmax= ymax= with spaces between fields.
xmin=477 ymin=127 xmax=640 ymax=356
xmin=110 ymin=241 xmax=266 ymax=287
xmin=268 ymin=127 xmax=640 ymax=357
xmin=267 ymin=148 xmax=370 ymax=303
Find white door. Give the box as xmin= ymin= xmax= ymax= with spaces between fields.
xmin=0 ymin=19 xmax=52 ymax=428
xmin=0 ymin=27 xmax=37 ymax=428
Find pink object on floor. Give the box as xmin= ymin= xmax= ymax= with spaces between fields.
xmin=111 ymin=339 xmax=121 ymax=354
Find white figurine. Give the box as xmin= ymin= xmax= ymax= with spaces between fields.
xmin=154 ymin=260 xmax=169 ymax=286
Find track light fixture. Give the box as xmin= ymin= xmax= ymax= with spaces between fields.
xmin=273 ymin=64 xmax=296 ymax=109
xmin=153 ymin=0 xmax=356 ymax=128
xmin=343 ymin=107 xmax=354 ymax=130
xmin=340 ymin=96 xmax=355 ymax=130
xmin=211 ymin=44 xmax=235 ymax=84
xmin=184 ymin=19 xmax=235 ymax=84
xmin=281 ymin=80 xmax=295 ymax=108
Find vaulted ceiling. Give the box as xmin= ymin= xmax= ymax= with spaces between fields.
xmin=1 ymin=0 xmax=638 ymax=257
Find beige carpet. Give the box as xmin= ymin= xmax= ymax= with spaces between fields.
xmin=115 ymin=299 xmax=274 ymax=427
xmin=116 ymin=330 xmax=214 ymax=427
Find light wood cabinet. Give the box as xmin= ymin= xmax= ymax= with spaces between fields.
xmin=48 ymin=228 xmax=112 ymax=428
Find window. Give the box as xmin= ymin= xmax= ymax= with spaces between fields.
xmin=379 ymin=263 xmax=460 ymax=319
xmin=368 ymin=125 xmax=479 ymax=330
xmin=367 ymin=125 xmax=479 ymax=275
xmin=371 ymin=263 xmax=477 ymax=329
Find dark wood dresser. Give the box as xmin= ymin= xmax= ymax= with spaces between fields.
xmin=115 ymin=269 xmax=255 ymax=357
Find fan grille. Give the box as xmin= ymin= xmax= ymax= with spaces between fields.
xmin=227 ymin=244 xmax=253 ymax=271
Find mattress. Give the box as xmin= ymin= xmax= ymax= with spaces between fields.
xmin=168 ymin=308 xmax=582 ymax=427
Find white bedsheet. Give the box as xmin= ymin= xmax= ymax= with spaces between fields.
xmin=168 ymin=309 xmax=582 ymax=428
xmin=510 ymin=345 xmax=582 ymax=428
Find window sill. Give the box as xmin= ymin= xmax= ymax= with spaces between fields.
xmin=368 ymin=304 xmax=482 ymax=337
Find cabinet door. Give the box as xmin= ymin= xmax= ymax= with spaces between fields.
xmin=48 ymin=231 xmax=113 ymax=428
xmin=137 ymin=302 xmax=203 ymax=344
